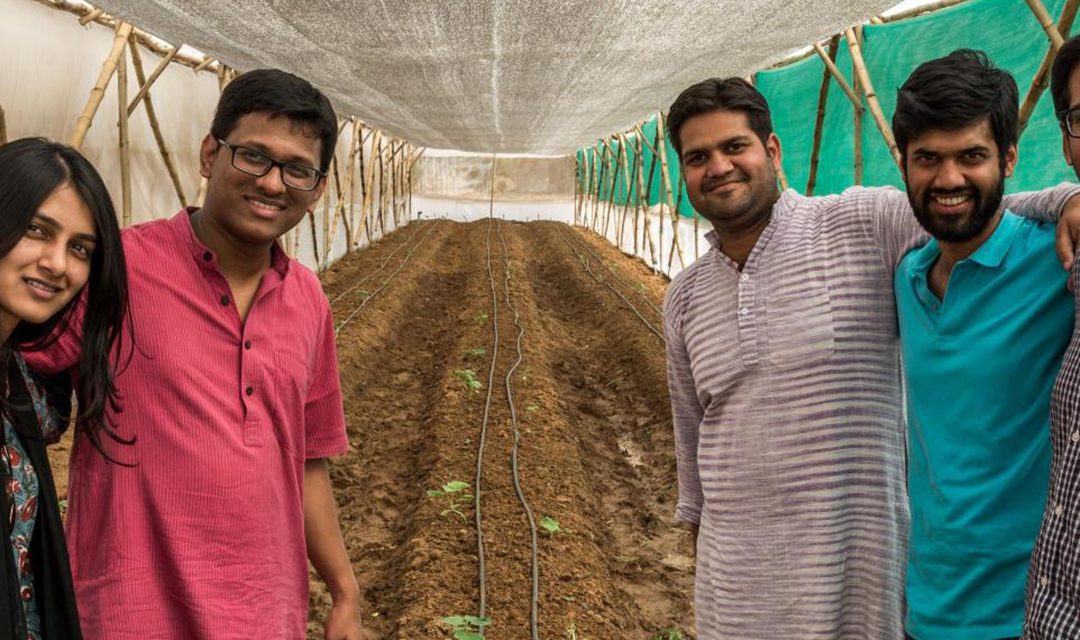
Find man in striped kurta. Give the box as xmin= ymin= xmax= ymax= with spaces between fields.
xmin=662 ymin=77 xmax=1080 ymax=640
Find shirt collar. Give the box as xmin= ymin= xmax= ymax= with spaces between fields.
xmin=703 ymin=188 xmax=798 ymax=253
xmin=175 ymin=207 xmax=292 ymax=278
xmin=905 ymin=209 xmax=1021 ymax=277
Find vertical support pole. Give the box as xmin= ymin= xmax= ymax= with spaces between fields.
xmin=845 ymin=27 xmax=902 ymax=170
xmin=853 ymin=30 xmax=865 ymax=185
xmin=807 ymin=36 xmax=839 ymax=196
xmin=129 ymin=38 xmax=188 ymax=209
xmin=656 ymin=111 xmax=686 ymax=270
xmin=1020 ymin=0 xmax=1080 ymax=133
xmin=0 ymin=102 xmax=7 ymax=145
xmin=117 ymin=40 xmax=132 ymax=227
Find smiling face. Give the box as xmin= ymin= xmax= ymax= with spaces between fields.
xmin=0 ymin=183 xmax=96 ymax=341
xmin=198 ymin=111 xmax=326 ymax=253
xmin=678 ymin=110 xmax=781 ymax=235
xmin=903 ymin=118 xmax=1016 ymax=245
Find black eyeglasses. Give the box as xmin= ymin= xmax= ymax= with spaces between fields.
xmin=216 ymin=139 xmax=325 ymax=191
xmin=1061 ymin=107 xmax=1080 ymax=139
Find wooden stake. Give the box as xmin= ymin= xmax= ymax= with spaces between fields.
xmin=853 ymin=30 xmax=865 ymax=185
xmin=1020 ymin=0 xmax=1080 ymax=133
xmin=807 ymin=36 xmax=839 ymax=196
xmin=812 ymin=40 xmax=862 ymax=112
xmin=845 ymin=28 xmax=902 ymax=170
xmin=1026 ymin=0 xmax=1067 ymax=49
xmin=127 ymin=45 xmax=178 ymax=117
xmin=71 ymin=21 xmax=132 ymax=149
xmin=117 ymin=43 xmax=132 ymax=226
xmin=656 ymin=112 xmax=686 ymax=269
xmin=129 ymin=38 xmax=187 ymax=208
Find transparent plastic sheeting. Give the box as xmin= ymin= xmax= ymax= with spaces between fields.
xmin=93 ymin=0 xmax=897 ymax=155
xmin=582 ymin=0 xmax=1080 ymax=216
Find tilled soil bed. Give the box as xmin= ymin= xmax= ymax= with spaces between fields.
xmin=313 ymin=219 xmax=694 ymax=639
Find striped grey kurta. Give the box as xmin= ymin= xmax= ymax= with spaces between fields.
xmin=664 ymin=186 xmax=1075 ymax=640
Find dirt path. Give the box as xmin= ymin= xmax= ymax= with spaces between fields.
xmin=312 ymin=219 xmax=694 ymax=639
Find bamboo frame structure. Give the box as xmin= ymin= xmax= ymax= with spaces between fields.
xmin=1019 ymin=0 xmax=1080 ymax=133
xmin=617 ymin=132 xmax=635 ymax=247
xmin=845 ymin=28 xmax=902 ymax=171
xmin=117 ymin=43 xmax=132 ymax=226
xmin=1026 ymin=0 xmax=1067 ymax=50
xmin=126 ymin=45 xmax=178 ymax=117
xmin=128 ymin=38 xmax=188 ymax=208
xmin=853 ymin=28 xmax=865 ymax=185
xmin=655 ymin=112 xmax=686 ymax=270
xmin=807 ymin=36 xmax=840 ymax=196
xmin=70 ymin=21 xmax=132 ymax=149
xmin=812 ymin=40 xmax=862 ymax=111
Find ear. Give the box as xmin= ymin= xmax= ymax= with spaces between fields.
xmin=198 ymin=134 xmax=219 ymax=180
xmin=309 ymin=175 xmax=328 ymax=207
xmin=767 ymin=133 xmax=782 ymax=170
xmin=1064 ymin=126 xmax=1075 ymax=168
xmin=1002 ymin=143 xmax=1018 ymax=178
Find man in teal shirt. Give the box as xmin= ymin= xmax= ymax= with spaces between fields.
xmin=893 ymin=50 xmax=1074 ymax=640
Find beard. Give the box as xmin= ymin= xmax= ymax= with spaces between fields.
xmin=908 ymin=178 xmax=1004 ymax=243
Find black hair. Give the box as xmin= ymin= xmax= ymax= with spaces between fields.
xmin=667 ymin=77 xmax=774 ymax=157
xmin=1051 ymin=35 xmax=1080 ymax=117
xmin=893 ymin=49 xmax=1018 ymax=163
xmin=0 ymin=138 xmax=129 ymax=454
xmin=210 ymin=68 xmax=338 ymax=172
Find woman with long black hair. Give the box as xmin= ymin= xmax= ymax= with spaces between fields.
xmin=0 ymin=137 xmax=127 ymax=639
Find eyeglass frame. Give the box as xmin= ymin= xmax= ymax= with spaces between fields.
xmin=1059 ymin=107 xmax=1080 ymax=139
xmin=215 ymin=138 xmax=326 ymax=191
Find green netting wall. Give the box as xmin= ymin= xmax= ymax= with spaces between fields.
xmin=576 ymin=0 xmax=1080 ymax=217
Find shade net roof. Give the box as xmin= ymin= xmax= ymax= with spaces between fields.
xmin=97 ymin=0 xmax=898 ymax=154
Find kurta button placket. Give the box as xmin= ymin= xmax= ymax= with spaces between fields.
xmin=220 ymin=295 xmax=229 ymax=306
xmin=244 ymin=340 xmax=252 ymax=350
xmin=245 ymin=386 xmax=254 ymax=397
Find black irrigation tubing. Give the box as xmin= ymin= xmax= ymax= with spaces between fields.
xmin=496 ymin=220 xmax=541 ymax=640
xmin=333 ymin=219 xmax=441 ymax=337
xmin=474 ymin=216 xmax=499 ymax=631
xmin=551 ymin=222 xmax=666 ymax=343
xmin=328 ymin=219 xmax=431 ymax=307
xmin=561 ymin=219 xmax=662 ymax=320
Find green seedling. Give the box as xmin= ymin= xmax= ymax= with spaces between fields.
xmin=426 ymin=480 xmax=472 ymax=522
xmin=650 ymin=629 xmax=686 ymax=640
xmin=539 ymin=516 xmax=563 ymax=537
xmin=355 ymin=289 xmax=371 ymax=301
xmin=464 ymin=347 xmax=486 ymax=359
xmin=566 ymin=622 xmax=577 ymax=640
xmin=454 ymin=369 xmax=483 ymax=392
xmin=519 ymin=367 xmax=532 ymax=384
xmin=476 ymin=312 xmax=489 ymax=323
xmin=525 ymin=404 xmax=540 ymax=413
xmin=441 ymin=614 xmax=491 ymax=640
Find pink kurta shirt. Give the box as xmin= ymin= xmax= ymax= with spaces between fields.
xmin=25 ymin=210 xmax=347 ymax=639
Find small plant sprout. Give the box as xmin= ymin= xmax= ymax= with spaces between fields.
xmin=441 ymin=614 xmax=491 ymax=640
xmin=650 ymin=629 xmax=687 ymax=640
xmin=525 ymin=404 xmax=540 ymax=413
xmin=464 ymin=347 xmax=486 ymax=359
xmin=539 ymin=516 xmax=563 ymax=537
xmin=356 ymin=289 xmax=371 ymax=301
xmin=427 ymin=480 xmax=472 ymax=522
xmin=476 ymin=312 xmax=489 ymax=323
xmin=454 ymin=369 xmax=483 ymax=392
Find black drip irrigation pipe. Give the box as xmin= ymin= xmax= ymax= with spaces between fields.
xmin=496 ymin=220 xmax=541 ymax=640
xmin=333 ymin=219 xmax=441 ymax=337
xmin=328 ymin=220 xmax=431 ymax=306
xmin=564 ymin=224 xmax=662 ymax=320
xmin=551 ymin=222 xmax=665 ymax=343
xmin=474 ymin=217 xmax=498 ymax=630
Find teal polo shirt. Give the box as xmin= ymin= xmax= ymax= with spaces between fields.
xmin=895 ymin=211 xmax=1073 ymax=640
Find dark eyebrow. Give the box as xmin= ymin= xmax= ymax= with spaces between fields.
xmin=682 ymin=135 xmax=752 ymax=160
xmin=33 ymin=213 xmax=98 ymax=244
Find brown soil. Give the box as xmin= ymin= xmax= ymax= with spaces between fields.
xmin=313 ymin=219 xmax=693 ymax=640
xmin=49 ymin=218 xmax=695 ymax=640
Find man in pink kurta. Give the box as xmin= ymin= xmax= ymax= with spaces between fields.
xmin=26 ymin=69 xmax=363 ymax=639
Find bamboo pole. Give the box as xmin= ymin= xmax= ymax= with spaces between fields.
xmin=70 ymin=21 xmax=132 ymax=149
xmin=377 ymin=142 xmax=386 ymax=236
xmin=601 ymin=138 xmax=620 ymax=240
xmin=127 ymin=45 xmax=178 ymax=117
xmin=592 ymin=142 xmax=608 ymax=233
xmin=639 ymin=124 xmax=660 ymax=266
xmin=78 ymin=8 xmax=104 ymax=25
xmin=117 ymin=41 xmax=132 ymax=226
xmin=194 ymin=57 xmax=217 ymax=74
xmin=1026 ymin=0 xmax=1067 ymax=49
xmin=359 ymin=129 xmax=382 ymax=245
xmin=617 ymin=133 xmax=636 ymax=248
xmin=307 ymin=210 xmax=320 ymax=267
xmin=323 ymin=127 xmax=359 ymax=269
xmin=316 ymin=188 xmax=331 ymax=272
xmin=853 ymin=30 xmax=865 ymax=185
xmin=807 ymin=36 xmax=839 ymax=196
xmin=668 ymin=181 xmax=687 ymax=272
xmin=0 ymin=102 xmax=6 ymax=146
xmin=812 ymin=40 xmax=862 ymax=112
xmin=129 ymin=38 xmax=187 ymax=208
xmin=656 ymin=112 xmax=686 ymax=270
xmin=349 ymin=122 xmax=362 ymax=248
xmin=845 ymin=28 xmax=902 ymax=170
xmin=1020 ymin=0 xmax=1080 ymax=133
